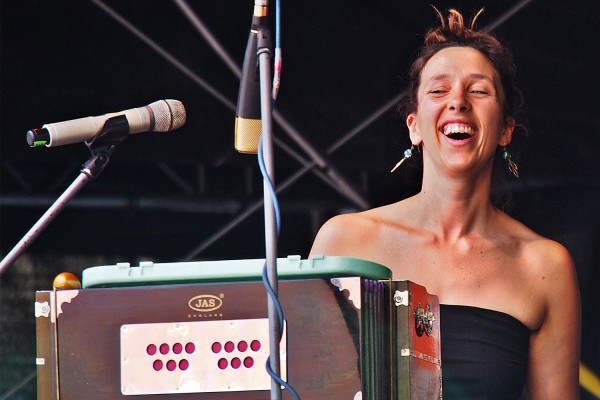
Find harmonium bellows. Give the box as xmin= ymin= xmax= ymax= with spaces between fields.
xmin=35 ymin=256 xmax=442 ymax=399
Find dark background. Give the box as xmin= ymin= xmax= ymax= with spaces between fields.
xmin=1 ymin=0 xmax=599 ymax=398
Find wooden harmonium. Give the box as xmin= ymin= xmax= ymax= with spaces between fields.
xmin=35 ymin=256 xmax=441 ymax=399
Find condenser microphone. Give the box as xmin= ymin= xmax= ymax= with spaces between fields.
xmin=26 ymin=99 xmax=187 ymax=147
xmin=234 ymin=1 xmax=269 ymax=154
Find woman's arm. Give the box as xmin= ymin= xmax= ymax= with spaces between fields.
xmin=527 ymin=241 xmax=581 ymax=400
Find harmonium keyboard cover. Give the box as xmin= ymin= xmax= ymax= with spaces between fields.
xmin=35 ymin=255 xmax=441 ymax=399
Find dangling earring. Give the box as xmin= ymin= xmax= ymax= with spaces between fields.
xmin=391 ymin=144 xmax=417 ymax=173
xmin=502 ymin=146 xmax=519 ymax=178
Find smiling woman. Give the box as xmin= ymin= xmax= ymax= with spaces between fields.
xmin=310 ymin=8 xmax=580 ymax=400
xmin=401 ymin=7 xmax=524 ymax=208
xmin=406 ymin=46 xmax=514 ymax=182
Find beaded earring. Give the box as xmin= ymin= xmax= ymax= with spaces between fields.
xmin=502 ymin=147 xmax=519 ymax=178
xmin=390 ymin=144 xmax=417 ymax=173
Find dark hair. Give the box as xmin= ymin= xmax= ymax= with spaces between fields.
xmin=398 ymin=8 xmax=526 ymax=210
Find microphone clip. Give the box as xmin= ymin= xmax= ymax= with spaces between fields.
xmin=82 ymin=115 xmax=129 ymax=179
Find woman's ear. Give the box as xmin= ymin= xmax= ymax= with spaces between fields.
xmin=499 ymin=117 xmax=515 ymax=146
xmin=406 ymin=113 xmax=422 ymax=145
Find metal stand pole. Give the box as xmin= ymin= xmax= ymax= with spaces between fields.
xmin=256 ymin=26 xmax=282 ymax=400
xmin=0 ymin=115 xmax=129 ymax=275
xmin=0 ymin=171 xmax=92 ymax=274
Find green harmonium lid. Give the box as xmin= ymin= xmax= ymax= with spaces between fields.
xmin=81 ymin=255 xmax=392 ymax=288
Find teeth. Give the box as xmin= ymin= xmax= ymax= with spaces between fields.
xmin=443 ymin=123 xmax=473 ymax=136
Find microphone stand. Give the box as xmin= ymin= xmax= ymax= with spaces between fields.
xmin=256 ymin=26 xmax=283 ymax=400
xmin=0 ymin=116 xmax=130 ymax=275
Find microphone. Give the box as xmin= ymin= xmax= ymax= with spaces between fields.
xmin=234 ymin=1 xmax=269 ymax=154
xmin=26 ymin=99 xmax=187 ymax=147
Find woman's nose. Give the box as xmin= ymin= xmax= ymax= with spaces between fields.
xmin=448 ymin=89 xmax=470 ymax=111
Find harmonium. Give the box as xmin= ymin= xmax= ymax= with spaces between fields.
xmin=35 ymin=256 xmax=442 ymax=399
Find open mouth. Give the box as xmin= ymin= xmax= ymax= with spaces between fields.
xmin=447 ymin=131 xmax=473 ymax=140
xmin=442 ymin=123 xmax=474 ymax=141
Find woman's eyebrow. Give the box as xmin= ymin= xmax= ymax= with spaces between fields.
xmin=425 ymin=73 xmax=495 ymax=84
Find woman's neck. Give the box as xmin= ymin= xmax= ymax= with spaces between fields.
xmin=411 ymin=168 xmax=496 ymax=242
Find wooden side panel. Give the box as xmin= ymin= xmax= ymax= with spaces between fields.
xmin=35 ymin=291 xmax=58 ymax=400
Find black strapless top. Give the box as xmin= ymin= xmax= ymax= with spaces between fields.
xmin=440 ymin=305 xmax=530 ymax=400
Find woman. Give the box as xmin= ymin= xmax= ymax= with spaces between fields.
xmin=310 ymin=9 xmax=580 ymax=400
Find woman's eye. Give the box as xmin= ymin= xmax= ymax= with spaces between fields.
xmin=470 ymin=89 xmax=490 ymax=95
xmin=429 ymin=89 xmax=448 ymax=95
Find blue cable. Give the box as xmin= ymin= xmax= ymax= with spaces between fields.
xmin=258 ymin=135 xmax=281 ymax=235
xmin=261 ymin=262 xmax=301 ymax=399
xmin=258 ymin=137 xmax=301 ymax=400
xmin=258 ymin=2 xmax=300 ymax=397
xmin=257 ymin=53 xmax=301 ymax=397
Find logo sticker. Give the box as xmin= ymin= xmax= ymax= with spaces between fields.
xmin=188 ymin=294 xmax=223 ymax=312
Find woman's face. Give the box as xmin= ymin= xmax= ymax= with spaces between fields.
xmin=407 ymin=46 xmax=514 ymax=176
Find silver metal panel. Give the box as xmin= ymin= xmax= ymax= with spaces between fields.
xmin=120 ymin=318 xmax=287 ymax=395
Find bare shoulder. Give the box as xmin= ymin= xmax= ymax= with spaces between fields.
xmin=525 ymin=234 xmax=578 ymax=308
xmin=309 ymin=210 xmax=379 ymax=258
xmin=500 ymin=213 xmax=579 ymax=320
xmin=527 ymin=236 xmax=575 ymax=273
xmin=509 ymin=216 xmax=576 ymax=282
